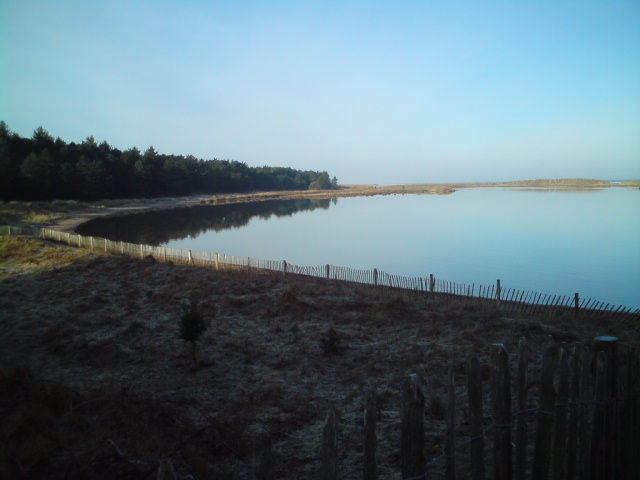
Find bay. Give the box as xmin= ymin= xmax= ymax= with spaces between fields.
xmin=79 ymin=187 xmax=640 ymax=309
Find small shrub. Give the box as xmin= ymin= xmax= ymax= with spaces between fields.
xmin=320 ymin=326 xmax=346 ymax=356
xmin=178 ymin=295 xmax=209 ymax=367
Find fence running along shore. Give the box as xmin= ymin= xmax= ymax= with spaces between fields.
xmin=3 ymin=225 xmax=639 ymax=320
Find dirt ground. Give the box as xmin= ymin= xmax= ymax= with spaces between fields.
xmin=1 ymin=234 xmax=638 ymax=479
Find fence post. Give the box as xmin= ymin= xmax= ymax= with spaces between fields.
xmin=552 ymin=343 xmax=570 ymax=479
xmin=157 ymin=458 xmax=176 ymax=480
xmin=467 ymin=355 xmax=484 ymax=480
xmin=322 ymin=409 xmax=338 ymax=480
xmin=401 ymin=374 xmax=425 ymax=479
xmin=566 ymin=344 xmax=581 ymax=480
xmin=188 ymin=250 xmax=193 ymax=265
xmin=163 ymin=247 xmax=167 ymax=263
xmin=326 ymin=264 xmax=330 ymax=282
xmin=496 ymin=279 xmax=501 ymax=308
xmin=590 ymin=351 xmax=608 ymax=480
xmin=90 ymin=237 xmax=94 ymax=251
xmin=629 ymin=349 xmax=640 ymax=480
xmin=283 ymin=260 xmax=287 ymax=278
xmin=578 ymin=344 xmax=593 ymax=480
xmin=532 ymin=337 xmax=558 ymax=480
xmin=252 ymin=433 xmax=274 ymax=480
xmin=574 ymin=293 xmax=580 ymax=317
xmin=594 ymin=336 xmax=618 ymax=479
xmin=516 ymin=338 xmax=528 ymax=480
xmin=491 ymin=344 xmax=512 ymax=480
xmin=615 ymin=346 xmax=630 ymax=480
xmin=364 ymin=388 xmax=377 ymax=480
xmin=429 ymin=274 xmax=435 ymax=293
xmin=215 ymin=253 xmax=219 ymax=270
xmin=140 ymin=244 xmax=144 ymax=260
xmin=373 ymin=268 xmax=378 ymax=287
xmin=446 ymin=361 xmax=456 ymax=480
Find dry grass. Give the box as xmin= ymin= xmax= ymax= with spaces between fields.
xmin=1 ymin=238 xmax=637 ymax=479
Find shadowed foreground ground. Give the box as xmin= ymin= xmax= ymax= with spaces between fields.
xmin=1 ymin=236 xmax=637 ymax=479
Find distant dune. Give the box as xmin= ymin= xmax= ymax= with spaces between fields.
xmin=496 ymin=178 xmax=612 ymax=187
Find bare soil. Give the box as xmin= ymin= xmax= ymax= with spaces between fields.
xmin=1 ymin=236 xmax=637 ymax=479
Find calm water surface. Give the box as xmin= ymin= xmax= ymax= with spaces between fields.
xmin=81 ymin=188 xmax=640 ymax=308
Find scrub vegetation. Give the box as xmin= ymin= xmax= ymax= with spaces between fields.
xmin=1 ymin=236 xmax=637 ymax=479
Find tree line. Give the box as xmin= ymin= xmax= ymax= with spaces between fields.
xmin=0 ymin=122 xmax=338 ymax=201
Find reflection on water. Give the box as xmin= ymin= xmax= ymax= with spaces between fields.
xmin=76 ymin=198 xmax=333 ymax=246
xmin=76 ymin=187 xmax=640 ymax=309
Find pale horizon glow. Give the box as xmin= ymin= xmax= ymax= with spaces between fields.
xmin=2 ymin=1 xmax=639 ymax=184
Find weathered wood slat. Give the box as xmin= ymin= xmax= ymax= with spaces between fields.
xmin=492 ymin=344 xmax=512 ymax=480
xmin=467 ymin=355 xmax=484 ymax=480
xmin=532 ymin=337 xmax=558 ymax=480
xmin=401 ymin=374 xmax=425 ymax=479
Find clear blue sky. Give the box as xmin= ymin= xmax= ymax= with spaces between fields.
xmin=2 ymin=1 xmax=639 ymax=184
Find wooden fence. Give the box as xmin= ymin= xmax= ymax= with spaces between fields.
xmin=34 ymin=227 xmax=639 ymax=321
xmin=151 ymin=337 xmax=638 ymax=480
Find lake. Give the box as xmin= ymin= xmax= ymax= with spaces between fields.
xmin=77 ymin=187 xmax=640 ymax=309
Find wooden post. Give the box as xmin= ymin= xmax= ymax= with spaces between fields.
xmin=446 ymin=362 xmax=456 ymax=480
xmin=589 ymin=351 xmax=608 ymax=480
xmin=430 ymin=274 xmax=435 ymax=293
xmin=491 ymin=344 xmax=512 ymax=480
xmin=467 ymin=355 xmax=484 ymax=480
xmin=578 ymin=344 xmax=593 ymax=480
xmin=283 ymin=260 xmax=287 ymax=277
xmin=574 ymin=293 xmax=580 ymax=317
xmin=157 ymin=458 xmax=177 ymax=480
xmin=215 ymin=253 xmax=219 ymax=270
xmin=163 ymin=247 xmax=167 ymax=263
xmin=140 ymin=244 xmax=144 ymax=259
xmin=90 ymin=236 xmax=94 ymax=251
xmin=532 ymin=337 xmax=558 ymax=480
xmin=322 ymin=409 xmax=338 ymax=480
xmin=496 ymin=279 xmax=501 ymax=308
xmin=629 ymin=349 xmax=640 ymax=480
xmin=593 ymin=337 xmax=617 ymax=480
xmin=188 ymin=250 xmax=193 ymax=265
xmin=364 ymin=388 xmax=378 ymax=480
xmin=104 ymin=239 xmax=108 ymax=253
xmin=516 ymin=338 xmax=528 ymax=480
xmin=373 ymin=268 xmax=378 ymax=287
xmin=594 ymin=336 xmax=618 ymax=395
xmin=566 ymin=344 xmax=581 ymax=480
xmin=401 ymin=374 xmax=425 ymax=479
xmin=552 ymin=343 xmax=570 ymax=480
xmin=121 ymin=241 xmax=124 ymax=255
xmin=326 ymin=264 xmax=330 ymax=282
xmin=252 ymin=433 xmax=274 ymax=480
xmin=615 ymin=347 xmax=630 ymax=480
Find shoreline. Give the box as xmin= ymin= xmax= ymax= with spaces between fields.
xmin=2 ymin=179 xmax=637 ymax=233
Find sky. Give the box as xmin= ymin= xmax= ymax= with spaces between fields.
xmin=1 ymin=0 xmax=639 ymax=184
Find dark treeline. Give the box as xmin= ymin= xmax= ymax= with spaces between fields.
xmin=0 ymin=122 xmax=338 ymax=201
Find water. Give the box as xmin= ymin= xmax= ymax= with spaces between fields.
xmin=77 ymin=187 xmax=640 ymax=309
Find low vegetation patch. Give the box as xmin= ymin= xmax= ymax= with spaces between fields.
xmin=1 ymin=237 xmax=637 ymax=479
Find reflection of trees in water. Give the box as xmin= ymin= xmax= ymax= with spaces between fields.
xmin=76 ymin=198 xmax=333 ymax=246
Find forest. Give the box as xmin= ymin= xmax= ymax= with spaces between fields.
xmin=0 ymin=122 xmax=338 ymax=201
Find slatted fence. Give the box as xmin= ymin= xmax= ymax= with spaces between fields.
xmin=149 ymin=337 xmax=638 ymax=480
xmin=4 ymin=227 xmax=634 ymax=320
